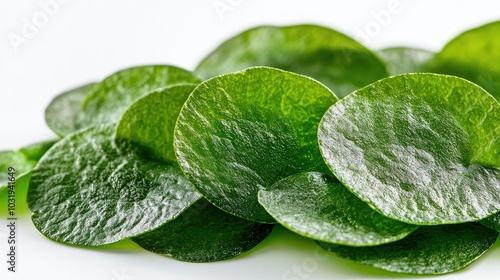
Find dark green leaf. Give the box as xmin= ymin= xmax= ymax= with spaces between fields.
xmin=76 ymin=65 xmax=200 ymax=129
xmin=258 ymin=172 xmax=418 ymax=246
xmin=376 ymin=47 xmax=433 ymax=75
xmin=27 ymin=125 xmax=200 ymax=246
xmin=317 ymin=223 xmax=498 ymax=275
xmin=45 ymin=83 xmax=97 ymax=136
xmin=175 ymin=67 xmax=338 ymax=223
xmin=426 ymin=21 xmax=500 ymax=100
xmin=132 ymin=199 xmax=274 ymax=262
xmin=116 ymin=84 xmax=197 ymax=163
xmin=318 ymin=73 xmax=500 ymax=224
xmin=195 ymin=25 xmax=388 ymax=98
xmin=479 ymin=212 xmax=500 ymax=231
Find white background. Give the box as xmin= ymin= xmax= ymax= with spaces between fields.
xmin=1 ymin=0 xmax=500 ymax=279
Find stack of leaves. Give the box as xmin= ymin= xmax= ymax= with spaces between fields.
xmin=1 ymin=21 xmax=500 ymax=276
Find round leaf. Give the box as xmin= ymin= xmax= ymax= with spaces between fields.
xmin=376 ymin=47 xmax=433 ymax=75
xmin=175 ymin=67 xmax=338 ymax=223
xmin=427 ymin=21 xmax=500 ymax=100
xmin=116 ymin=84 xmax=197 ymax=163
xmin=258 ymin=172 xmax=418 ymax=246
xmin=317 ymin=223 xmax=498 ymax=275
xmin=132 ymin=198 xmax=274 ymax=262
xmin=195 ymin=25 xmax=388 ymax=98
xmin=117 ymin=82 xmax=274 ymax=262
xmin=77 ymin=65 xmax=200 ymax=129
xmin=27 ymin=125 xmax=200 ymax=246
xmin=45 ymin=83 xmax=97 ymax=136
xmin=318 ymin=73 xmax=500 ymax=224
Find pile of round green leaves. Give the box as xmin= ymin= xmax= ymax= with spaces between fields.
xmin=2 ymin=22 xmax=499 ymax=276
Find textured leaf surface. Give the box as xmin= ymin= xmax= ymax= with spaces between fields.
xmin=317 ymin=223 xmax=498 ymax=275
xmin=318 ymin=73 xmax=500 ymax=224
xmin=377 ymin=47 xmax=433 ymax=75
xmin=27 ymin=125 xmax=200 ymax=246
xmin=427 ymin=21 xmax=500 ymax=100
xmin=258 ymin=172 xmax=418 ymax=246
xmin=117 ymin=83 xmax=274 ymax=262
xmin=45 ymin=83 xmax=96 ymax=136
xmin=77 ymin=65 xmax=200 ymax=129
xmin=132 ymin=199 xmax=274 ymax=262
xmin=116 ymin=84 xmax=197 ymax=163
xmin=175 ymin=67 xmax=338 ymax=223
xmin=195 ymin=25 xmax=388 ymax=98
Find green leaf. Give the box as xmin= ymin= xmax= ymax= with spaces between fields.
xmin=376 ymin=47 xmax=433 ymax=75
xmin=117 ymin=83 xmax=274 ymax=262
xmin=27 ymin=125 xmax=200 ymax=246
xmin=479 ymin=213 xmax=500 ymax=231
xmin=18 ymin=139 xmax=58 ymax=163
xmin=0 ymin=139 xmax=57 ymax=190
xmin=0 ymin=171 xmax=31 ymax=216
xmin=76 ymin=65 xmax=201 ymax=129
xmin=317 ymin=223 xmax=498 ymax=275
xmin=175 ymin=67 xmax=338 ymax=223
xmin=195 ymin=25 xmax=388 ymax=98
xmin=0 ymin=139 xmax=57 ymax=204
xmin=0 ymin=151 xmax=33 ymax=188
xmin=426 ymin=21 xmax=500 ymax=100
xmin=258 ymin=172 xmax=418 ymax=246
xmin=45 ymin=83 xmax=97 ymax=136
xmin=116 ymin=84 xmax=197 ymax=163
xmin=318 ymin=73 xmax=500 ymax=224
xmin=132 ymin=198 xmax=274 ymax=262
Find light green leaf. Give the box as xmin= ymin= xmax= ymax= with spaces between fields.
xmin=27 ymin=125 xmax=200 ymax=246
xmin=45 ymin=83 xmax=97 ymax=136
xmin=258 ymin=172 xmax=418 ymax=246
xmin=196 ymin=25 xmax=388 ymax=98
xmin=376 ymin=47 xmax=433 ymax=75
xmin=317 ymin=223 xmax=498 ymax=275
xmin=76 ymin=65 xmax=201 ymax=129
xmin=427 ymin=21 xmax=500 ymax=100
xmin=0 ymin=139 xmax=57 ymax=191
xmin=318 ymin=73 xmax=500 ymax=224
xmin=116 ymin=84 xmax=197 ymax=163
xmin=175 ymin=66 xmax=338 ymax=223
xmin=0 ymin=151 xmax=33 ymax=189
xmin=132 ymin=198 xmax=274 ymax=262
xmin=0 ymin=171 xmax=31 ymax=216
xmin=19 ymin=139 xmax=58 ymax=163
